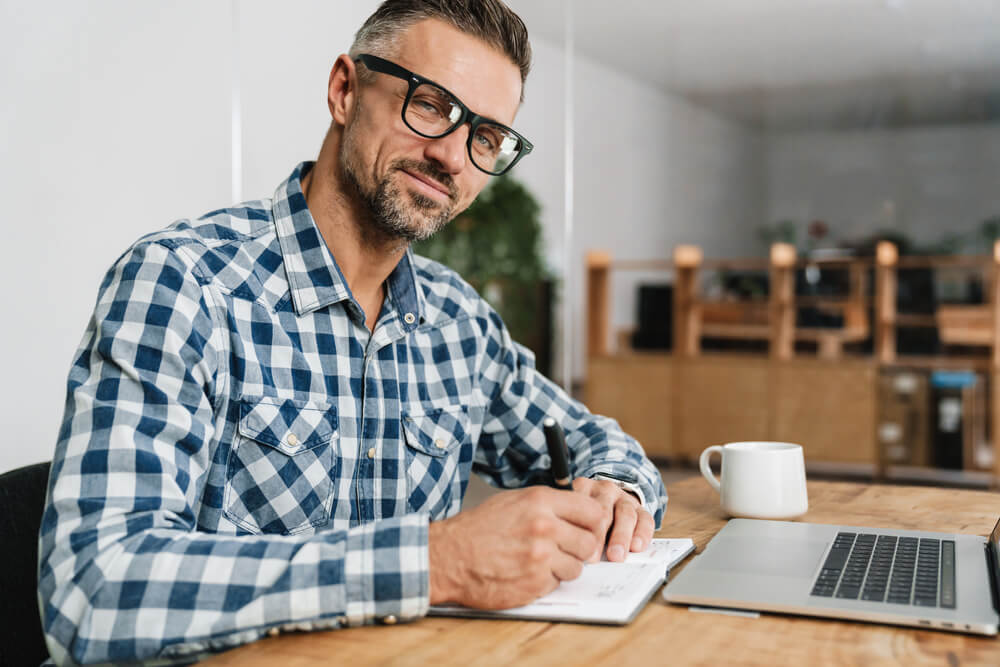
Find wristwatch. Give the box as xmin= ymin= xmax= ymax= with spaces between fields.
xmin=591 ymin=472 xmax=644 ymax=505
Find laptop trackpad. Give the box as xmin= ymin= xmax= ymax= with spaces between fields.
xmin=698 ymin=536 xmax=828 ymax=579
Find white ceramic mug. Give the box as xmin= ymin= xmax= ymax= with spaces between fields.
xmin=699 ymin=441 xmax=809 ymax=519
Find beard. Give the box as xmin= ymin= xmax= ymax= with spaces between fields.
xmin=340 ymin=128 xmax=458 ymax=244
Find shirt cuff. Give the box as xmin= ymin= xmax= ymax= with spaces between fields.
xmin=343 ymin=513 xmax=431 ymax=627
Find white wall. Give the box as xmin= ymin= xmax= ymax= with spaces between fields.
xmin=237 ymin=0 xmax=382 ymax=198
xmin=568 ymin=55 xmax=763 ymax=370
xmin=0 ymin=0 xmax=756 ymax=473
xmin=765 ymin=124 xmax=1000 ymax=248
xmin=490 ymin=21 xmax=764 ymax=379
xmin=1 ymin=1 xmax=234 ymax=473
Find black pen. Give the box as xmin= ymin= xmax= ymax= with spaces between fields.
xmin=543 ymin=417 xmax=573 ymax=490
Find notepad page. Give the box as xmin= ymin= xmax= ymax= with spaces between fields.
xmin=610 ymin=538 xmax=695 ymax=567
xmin=430 ymin=538 xmax=695 ymax=623
xmin=466 ymin=560 xmax=666 ymax=624
xmin=528 ymin=561 xmax=664 ymax=606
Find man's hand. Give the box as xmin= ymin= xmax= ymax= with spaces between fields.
xmin=428 ymin=487 xmax=605 ymax=609
xmin=572 ymin=477 xmax=655 ymax=563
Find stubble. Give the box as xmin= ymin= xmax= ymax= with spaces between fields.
xmin=340 ymin=121 xmax=458 ymax=248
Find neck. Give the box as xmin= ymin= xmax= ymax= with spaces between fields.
xmin=302 ymin=138 xmax=408 ymax=327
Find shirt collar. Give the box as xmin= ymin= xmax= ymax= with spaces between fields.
xmin=272 ymin=162 xmax=425 ymax=330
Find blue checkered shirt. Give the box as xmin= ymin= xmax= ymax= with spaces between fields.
xmin=39 ymin=162 xmax=667 ymax=665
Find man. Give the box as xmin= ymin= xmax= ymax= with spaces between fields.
xmin=39 ymin=1 xmax=667 ymax=664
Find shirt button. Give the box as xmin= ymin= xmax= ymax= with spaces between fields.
xmin=434 ymin=438 xmax=446 ymax=449
xmin=382 ymin=615 xmax=398 ymax=625
xmin=403 ymin=312 xmax=416 ymax=325
xmin=286 ymin=433 xmax=299 ymax=447
xmin=367 ymin=447 xmax=376 ymax=459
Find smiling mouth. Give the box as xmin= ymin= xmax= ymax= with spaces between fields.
xmin=400 ymin=169 xmax=452 ymax=201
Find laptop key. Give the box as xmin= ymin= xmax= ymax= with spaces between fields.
xmin=822 ymin=546 xmax=852 ymax=572
xmin=836 ymin=586 xmax=861 ymax=599
xmin=939 ymin=541 xmax=956 ymax=609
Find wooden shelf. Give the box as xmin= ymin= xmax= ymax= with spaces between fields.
xmin=584 ymin=242 xmax=1000 ymax=483
xmin=884 ymin=465 xmax=995 ymax=489
xmin=701 ymin=323 xmax=770 ymax=339
xmin=887 ymin=355 xmax=993 ymax=371
xmin=795 ymin=327 xmax=869 ymax=343
xmin=895 ymin=255 xmax=992 ymax=269
xmin=894 ymin=314 xmax=938 ymax=328
xmin=796 ymin=296 xmax=870 ymax=307
xmin=591 ymin=348 xmax=671 ymax=360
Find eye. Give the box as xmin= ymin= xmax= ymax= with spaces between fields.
xmin=474 ymin=132 xmax=498 ymax=152
xmin=411 ymin=96 xmax=444 ymax=118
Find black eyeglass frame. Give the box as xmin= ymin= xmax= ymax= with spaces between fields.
xmin=354 ymin=53 xmax=533 ymax=176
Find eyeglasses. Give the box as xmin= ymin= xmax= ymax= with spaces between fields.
xmin=354 ymin=54 xmax=533 ymax=176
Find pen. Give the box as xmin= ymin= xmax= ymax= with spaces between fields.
xmin=543 ymin=417 xmax=573 ymax=490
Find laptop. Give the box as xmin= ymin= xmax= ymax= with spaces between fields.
xmin=663 ymin=516 xmax=1000 ymax=635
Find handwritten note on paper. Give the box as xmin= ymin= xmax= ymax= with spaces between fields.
xmin=428 ymin=538 xmax=695 ymax=624
xmin=540 ymin=538 xmax=696 ymax=606
xmin=534 ymin=562 xmax=654 ymax=605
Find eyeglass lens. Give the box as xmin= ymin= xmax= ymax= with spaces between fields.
xmin=404 ymin=81 xmax=523 ymax=174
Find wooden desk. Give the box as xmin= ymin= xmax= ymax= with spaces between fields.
xmin=202 ymin=478 xmax=1000 ymax=666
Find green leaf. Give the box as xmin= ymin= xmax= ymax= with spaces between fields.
xmin=412 ymin=175 xmax=552 ymax=349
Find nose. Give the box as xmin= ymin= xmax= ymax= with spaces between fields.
xmin=423 ymin=124 xmax=469 ymax=176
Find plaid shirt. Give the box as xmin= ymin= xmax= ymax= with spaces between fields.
xmin=39 ymin=162 xmax=666 ymax=665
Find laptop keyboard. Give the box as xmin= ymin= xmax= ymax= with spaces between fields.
xmin=810 ymin=532 xmax=956 ymax=608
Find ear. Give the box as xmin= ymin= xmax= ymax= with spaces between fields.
xmin=327 ymin=54 xmax=357 ymax=125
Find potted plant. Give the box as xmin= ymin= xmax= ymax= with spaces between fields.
xmin=413 ymin=176 xmax=554 ymax=376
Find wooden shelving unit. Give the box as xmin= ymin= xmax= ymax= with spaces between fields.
xmin=584 ymin=242 xmax=1000 ymax=487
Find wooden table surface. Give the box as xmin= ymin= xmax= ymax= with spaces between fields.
xmin=202 ymin=477 xmax=1000 ymax=666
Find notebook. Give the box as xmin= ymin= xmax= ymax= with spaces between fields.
xmin=429 ymin=538 xmax=695 ymax=625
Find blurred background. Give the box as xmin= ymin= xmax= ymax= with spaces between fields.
xmin=2 ymin=0 xmax=999 ymax=489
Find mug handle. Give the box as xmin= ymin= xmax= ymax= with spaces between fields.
xmin=699 ymin=445 xmax=723 ymax=493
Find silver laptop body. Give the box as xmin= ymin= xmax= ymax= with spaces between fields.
xmin=663 ymin=517 xmax=1000 ymax=635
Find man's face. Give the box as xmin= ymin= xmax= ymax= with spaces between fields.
xmin=339 ymin=19 xmax=523 ymax=243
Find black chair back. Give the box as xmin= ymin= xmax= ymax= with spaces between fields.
xmin=0 ymin=461 xmax=52 ymax=666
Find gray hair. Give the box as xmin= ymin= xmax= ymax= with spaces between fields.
xmin=350 ymin=0 xmax=531 ymax=96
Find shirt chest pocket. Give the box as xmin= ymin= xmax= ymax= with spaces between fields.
xmin=401 ymin=405 xmax=472 ymax=519
xmin=224 ymin=397 xmax=338 ymax=536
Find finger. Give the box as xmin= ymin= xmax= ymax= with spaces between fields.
xmin=605 ymin=498 xmax=639 ymax=562
xmin=542 ymin=487 xmax=606 ymax=532
xmin=549 ymin=547 xmax=587 ymax=582
xmin=550 ymin=515 xmax=601 ymax=562
xmin=631 ymin=508 xmax=655 ymax=552
xmin=578 ymin=480 xmax=623 ymax=558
